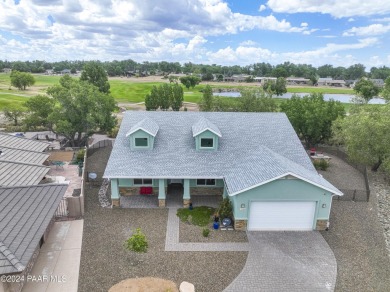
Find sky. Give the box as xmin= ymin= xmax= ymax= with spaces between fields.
xmin=1 ymin=0 xmax=390 ymax=68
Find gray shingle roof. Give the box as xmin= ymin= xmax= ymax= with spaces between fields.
xmin=125 ymin=117 xmax=159 ymax=137
xmin=0 ymin=133 xmax=49 ymax=152
xmin=0 ymin=184 xmax=67 ymax=275
xmin=104 ymin=112 xmax=342 ymax=196
xmin=0 ymin=146 xmax=49 ymax=165
xmin=0 ymin=161 xmax=50 ymax=187
xmin=192 ymin=117 xmax=222 ymax=137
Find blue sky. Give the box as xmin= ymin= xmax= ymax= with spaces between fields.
xmin=0 ymin=0 xmax=390 ymax=68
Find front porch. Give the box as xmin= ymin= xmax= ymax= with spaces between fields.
xmin=117 ymin=181 xmax=223 ymax=208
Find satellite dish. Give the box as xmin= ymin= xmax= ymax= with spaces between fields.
xmin=88 ymin=172 xmax=97 ymax=180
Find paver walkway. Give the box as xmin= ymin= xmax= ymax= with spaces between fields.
xmin=22 ymin=220 xmax=83 ymax=292
xmin=165 ymin=208 xmax=337 ymax=291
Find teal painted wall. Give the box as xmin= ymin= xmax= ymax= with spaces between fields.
xmin=195 ymin=130 xmax=218 ymax=151
xmin=232 ymin=178 xmax=333 ymax=223
xmin=129 ymin=129 xmax=155 ymax=150
xmin=111 ymin=179 xmax=119 ymax=199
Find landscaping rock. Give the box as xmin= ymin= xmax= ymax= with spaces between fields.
xmin=180 ymin=281 xmax=195 ymax=292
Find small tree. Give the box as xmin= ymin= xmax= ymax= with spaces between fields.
xmin=199 ymin=85 xmax=214 ymax=111
xmin=2 ymin=105 xmax=25 ymax=126
xmin=238 ymin=89 xmax=277 ymax=112
xmin=353 ymin=78 xmax=380 ymax=103
xmin=145 ymin=86 xmax=159 ymax=111
xmin=218 ymin=197 xmax=233 ymax=219
xmin=170 ymin=83 xmax=184 ymax=111
xmin=10 ymin=71 xmax=35 ymax=90
xmin=124 ymin=228 xmax=148 ymax=253
xmin=159 ymin=83 xmax=172 ymax=110
xmin=263 ymin=77 xmax=287 ymax=96
xmin=180 ymin=76 xmax=201 ymax=89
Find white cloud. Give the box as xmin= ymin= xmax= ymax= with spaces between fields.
xmin=301 ymin=22 xmax=308 ymax=27
xmin=0 ymin=0 xmax=313 ymax=62
xmin=258 ymin=5 xmax=266 ymax=12
xmin=239 ymin=40 xmax=258 ymax=46
xmin=266 ymin=0 xmax=390 ymax=18
xmin=343 ymin=24 xmax=390 ymax=36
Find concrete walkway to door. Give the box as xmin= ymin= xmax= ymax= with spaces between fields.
xmin=223 ymin=231 xmax=337 ymax=292
xmin=22 ymin=220 xmax=83 ymax=292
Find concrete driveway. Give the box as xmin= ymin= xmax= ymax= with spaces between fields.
xmin=224 ymin=231 xmax=337 ymax=292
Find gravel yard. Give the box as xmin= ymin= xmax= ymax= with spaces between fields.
xmin=319 ymin=154 xmax=390 ymax=291
xmin=78 ymin=147 xmax=247 ymax=292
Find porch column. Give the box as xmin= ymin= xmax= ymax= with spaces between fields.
xmin=183 ymin=179 xmax=191 ymax=208
xmin=158 ymin=179 xmax=166 ymax=207
xmin=111 ymin=179 xmax=120 ymax=207
xmin=223 ymin=186 xmax=228 ymax=198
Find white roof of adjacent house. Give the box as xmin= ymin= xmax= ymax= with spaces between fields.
xmin=0 ymin=184 xmax=67 ymax=275
xmin=104 ymin=112 xmax=342 ymax=196
xmin=0 ymin=133 xmax=49 ymax=152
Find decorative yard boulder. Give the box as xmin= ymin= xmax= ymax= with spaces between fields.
xmin=109 ymin=277 xmax=178 ymax=292
xmin=180 ymin=281 xmax=195 ymax=292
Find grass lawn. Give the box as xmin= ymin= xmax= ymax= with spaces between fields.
xmin=176 ymin=206 xmax=215 ymax=226
xmin=0 ymin=94 xmax=30 ymax=108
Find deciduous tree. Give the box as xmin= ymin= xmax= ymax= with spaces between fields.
xmin=353 ymin=78 xmax=380 ymax=103
xmin=263 ymin=77 xmax=287 ymax=96
xmin=80 ymin=61 xmax=110 ymax=93
xmin=2 ymin=104 xmax=25 ymax=126
xmin=23 ymin=95 xmax=55 ymax=129
xmin=179 ymin=76 xmax=201 ymax=89
xmin=145 ymin=86 xmax=159 ymax=111
xmin=199 ymin=85 xmax=214 ymax=111
xmin=332 ymin=105 xmax=390 ymax=172
xmin=170 ymin=83 xmax=184 ymax=111
xmin=280 ymin=93 xmax=345 ymax=148
xmin=10 ymin=71 xmax=35 ymax=90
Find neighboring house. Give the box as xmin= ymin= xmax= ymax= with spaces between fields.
xmin=253 ymin=77 xmax=277 ymax=84
xmin=2 ymin=68 xmax=11 ymax=74
xmin=60 ymin=69 xmax=71 ymax=75
xmin=0 ymin=184 xmax=67 ymax=292
xmin=0 ymin=133 xmax=51 ymax=186
xmin=104 ymin=112 xmax=342 ymax=231
xmin=224 ymin=74 xmax=251 ymax=82
xmin=286 ymin=77 xmax=311 ymax=85
xmin=317 ymin=78 xmax=346 ymax=87
xmin=370 ymin=79 xmax=384 ymax=87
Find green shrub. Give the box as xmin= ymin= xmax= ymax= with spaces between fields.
xmin=76 ymin=149 xmax=85 ymax=162
xmin=202 ymin=228 xmax=210 ymax=237
xmin=176 ymin=206 xmax=215 ymax=226
xmin=124 ymin=228 xmax=148 ymax=253
xmin=218 ymin=197 xmax=233 ymax=219
xmin=107 ymin=126 xmax=119 ymax=138
xmin=313 ymin=159 xmax=329 ymax=171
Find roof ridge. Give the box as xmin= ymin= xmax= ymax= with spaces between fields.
xmin=0 ymin=183 xmax=69 ymax=191
xmin=0 ymin=241 xmax=25 ymax=272
xmin=0 ymin=145 xmax=51 ymax=154
xmin=0 ymin=160 xmax=50 ymax=168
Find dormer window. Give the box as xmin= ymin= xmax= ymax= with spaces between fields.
xmin=200 ymin=138 xmax=214 ymax=148
xmin=135 ymin=137 xmax=148 ymax=147
xmin=192 ymin=117 xmax=222 ymax=151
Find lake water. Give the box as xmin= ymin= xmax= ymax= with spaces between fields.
xmin=213 ymin=92 xmax=386 ymax=104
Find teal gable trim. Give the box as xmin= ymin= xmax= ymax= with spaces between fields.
xmin=129 ymin=129 xmax=155 ymax=150
xmin=232 ymin=179 xmax=333 ymax=223
xmin=194 ymin=130 xmax=219 ymax=151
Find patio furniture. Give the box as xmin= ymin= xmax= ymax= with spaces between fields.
xmin=52 ymin=160 xmax=65 ymax=170
xmin=140 ymin=186 xmax=153 ymax=195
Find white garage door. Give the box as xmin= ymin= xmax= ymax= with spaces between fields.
xmin=248 ymin=201 xmax=316 ymax=231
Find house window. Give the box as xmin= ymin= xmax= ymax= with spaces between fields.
xmin=200 ymin=138 xmax=214 ymax=148
xmin=134 ymin=178 xmax=153 ymax=185
xmin=196 ymin=179 xmax=216 ymax=186
xmin=135 ymin=137 xmax=148 ymax=147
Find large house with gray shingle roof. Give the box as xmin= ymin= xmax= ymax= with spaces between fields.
xmin=104 ymin=111 xmax=342 ymax=231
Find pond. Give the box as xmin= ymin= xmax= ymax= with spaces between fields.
xmin=213 ymin=92 xmax=386 ymax=104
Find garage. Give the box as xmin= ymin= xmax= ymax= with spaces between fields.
xmin=248 ymin=201 xmax=316 ymax=231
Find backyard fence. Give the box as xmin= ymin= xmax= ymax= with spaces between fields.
xmin=87 ymin=139 xmax=114 ymax=156
xmin=316 ymin=145 xmax=371 ymax=202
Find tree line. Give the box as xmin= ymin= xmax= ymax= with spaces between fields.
xmin=2 ymin=59 xmax=390 ymax=80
